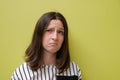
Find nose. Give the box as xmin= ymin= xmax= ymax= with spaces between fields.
xmin=52 ymin=31 xmax=58 ymax=40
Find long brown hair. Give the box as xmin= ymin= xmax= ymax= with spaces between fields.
xmin=25 ymin=12 xmax=70 ymax=73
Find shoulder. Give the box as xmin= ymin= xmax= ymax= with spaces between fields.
xmin=11 ymin=62 xmax=32 ymax=80
xmin=15 ymin=62 xmax=29 ymax=71
xmin=69 ymin=61 xmax=81 ymax=72
xmin=70 ymin=61 xmax=77 ymax=65
xmin=69 ymin=61 xmax=82 ymax=79
xmin=69 ymin=61 xmax=82 ymax=74
xmin=14 ymin=62 xmax=32 ymax=74
xmin=70 ymin=61 xmax=80 ymax=68
xmin=11 ymin=62 xmax=27 ymax=74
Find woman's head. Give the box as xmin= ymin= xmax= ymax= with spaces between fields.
xmin=42 ymin=19 xmax=64 ymax=55
xmin=25 ymin=12 xmax=70 ymax=72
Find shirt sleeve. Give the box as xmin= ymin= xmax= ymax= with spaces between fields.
xmin=77 ymin=64 xmax=82 ymax=80
xmin=72 ymin=61 xmax=82 ymax=80
xmin=11 ymin=63 xmax=27 ymax=80
xmin=11 ymin=68 xmax=20 ymax=80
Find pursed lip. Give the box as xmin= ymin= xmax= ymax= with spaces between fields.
xmin=49 ymin=43 xmax=57 ymax=45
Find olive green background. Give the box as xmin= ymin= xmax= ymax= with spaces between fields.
xmin=0 ymin=0 xmax=120 ymax=80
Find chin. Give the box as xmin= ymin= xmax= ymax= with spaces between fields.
xmin=49 ymin=49 xmax=59 ymax=54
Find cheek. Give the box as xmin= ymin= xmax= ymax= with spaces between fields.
xmin=60 ymin=37 xmax=64 ymax=44
xmin=42 ymin=35 xmax=48 ymax=46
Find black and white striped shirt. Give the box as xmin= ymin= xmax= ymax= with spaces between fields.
xmin=11 ymin=61 xmax=82 ymax=80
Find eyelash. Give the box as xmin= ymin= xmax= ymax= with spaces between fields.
xmin=46 ymin=29 xmax=53 ymax=33
xmin=46 ymin=29 xmax=52 ymax=32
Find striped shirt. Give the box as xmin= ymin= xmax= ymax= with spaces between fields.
xmin=11 ymin=61 xmax=82 ymax=80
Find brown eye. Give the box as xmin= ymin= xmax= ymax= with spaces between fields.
xmin=46 ymin=29 xmax=53 ymax=32
xmin=58 ymin=31 xmax=64 ymax=35
xmin=46 ymin=29 xmax=51 ymax=32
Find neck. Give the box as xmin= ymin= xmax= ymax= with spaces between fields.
xmin=42 ymin=51 xmax=56 ymax=65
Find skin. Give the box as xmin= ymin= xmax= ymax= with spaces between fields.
xmin=42 ymin=20 xmax=64 ymax=65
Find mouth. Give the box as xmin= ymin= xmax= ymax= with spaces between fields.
xmin=49 ymin=43 xmax=57 ymax=46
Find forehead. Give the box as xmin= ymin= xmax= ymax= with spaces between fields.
xmin=47 ymin=20 xmax=64 ymax=29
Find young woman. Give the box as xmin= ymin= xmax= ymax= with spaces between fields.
xmin=11 ymin=12 xmax=82 ymax=80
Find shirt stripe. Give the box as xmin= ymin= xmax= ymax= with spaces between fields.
xmin=11 ymin=61 xmax=82 ymax=80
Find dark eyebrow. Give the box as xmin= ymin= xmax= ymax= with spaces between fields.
xmin=59 ymin=28 xmax=64 ymax=30
xmin=45 ymin=27 xmax=54 ymax=30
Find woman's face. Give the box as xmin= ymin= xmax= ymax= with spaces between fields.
xmin=42 ymin=20 xmax=64 ymax=54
